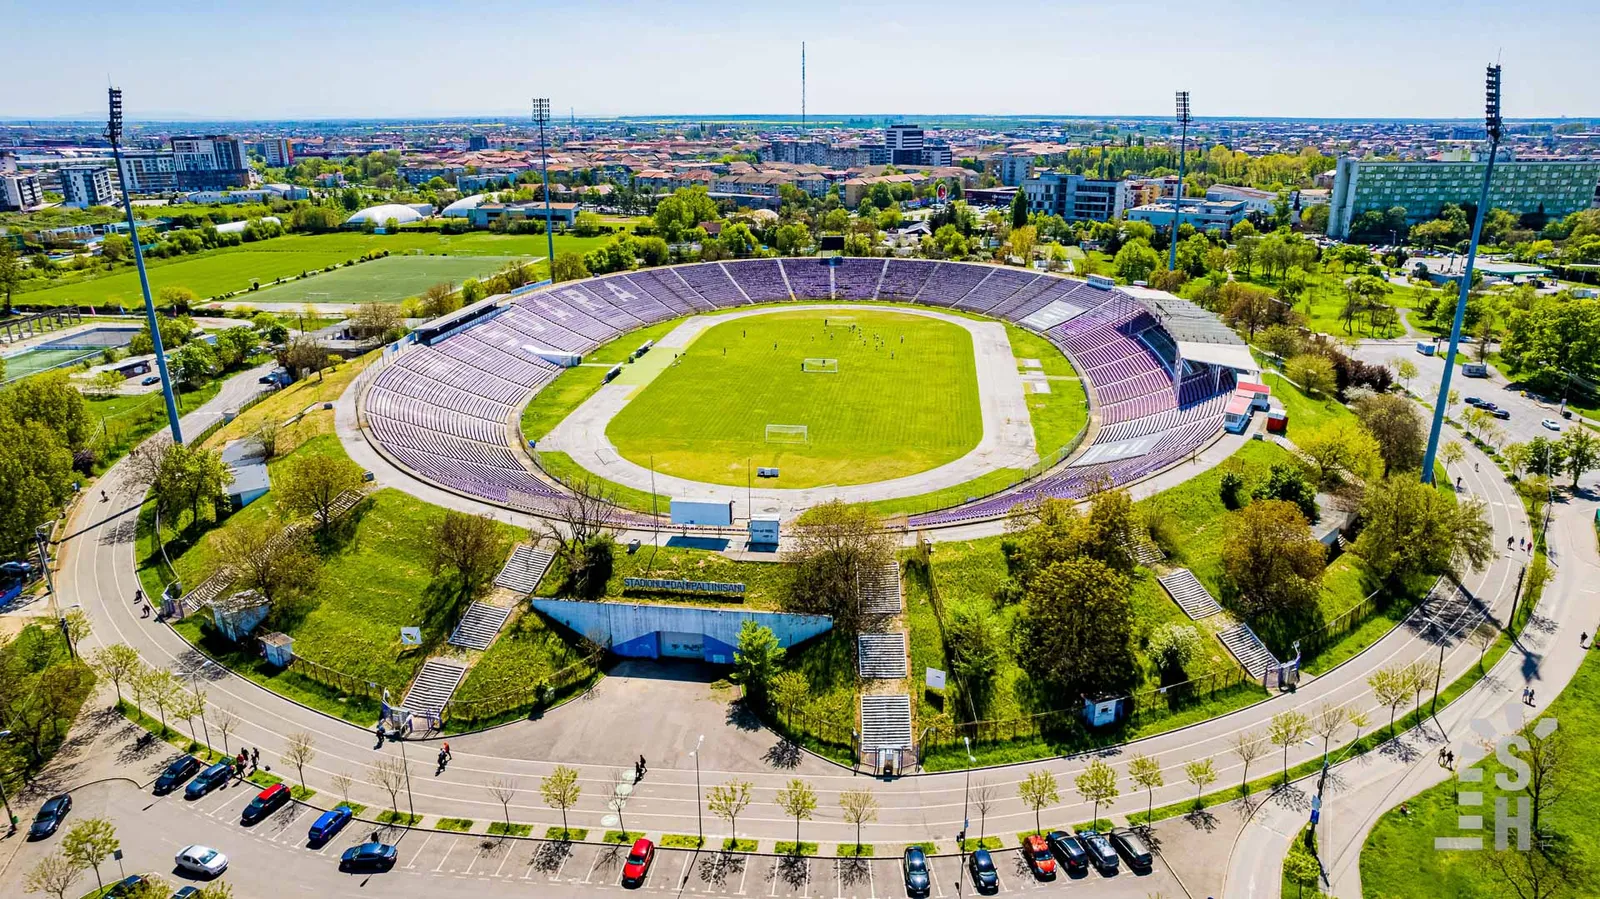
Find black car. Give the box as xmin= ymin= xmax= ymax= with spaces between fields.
xmin=1492 ymin=408 xmax=1511 ymax=420
xmin=1081 ymin=830 xmax=1119 ymax=874
xmin=171 ymin=888 xmax=200 ymax=899
xmin=902 ymin=846 xmax=931 ymax=896
xmin=240 ymin=783 xmax=290 ymax=825
xmin=107 ymin=875 xmax=149 ymax=897
xmin=340 ymin=841 xmax=398 ymax=872
xmin=967 ymin=848 xmax=999 ymax=893
xmin=154 ymin=755 xmax=203 ymax=794
xmin=28 ymin=794 xmax=71 ymax=839
xmin=184 ymin=761 xmax=232 ymax=800
xmin=1046 ymin=830 xmax=1090 ymax=873
xmin=1111 ymin=829 xmax=1153 ymax=871
xmin=1464 ymin=396 xmax=1483 ymax=407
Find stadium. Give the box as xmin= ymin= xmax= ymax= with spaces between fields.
xmin=353 ymin=257 xmax=1259 ymax=530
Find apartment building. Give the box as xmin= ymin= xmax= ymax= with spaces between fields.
xmin=1022 ymin=171 xmax=1129 ymax=222
xmin=172 ymin=135 xmax=251 ymax=189
xmin=117 ymin=150 xmax=179 ymax=193
xmin=1328 ymin=156 xmax=1600 ymax=238
xmin=261 ymin=138 xmax=294 ymax=167
xmin=0 ymin=171 xmax=44 ymax=211
xmin=61 ymin=165 xmax=116 ymax=207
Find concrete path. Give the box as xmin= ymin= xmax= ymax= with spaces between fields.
xmin=540 ymin=304 xmax=1039 ymax=519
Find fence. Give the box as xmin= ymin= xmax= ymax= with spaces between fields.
xmin=1289 ymin=575 xmax=1447 ymax=662
xmin=278 ymin=650 xmax=388 ymax=704
xmin=438 ymin=647 xmax=605 ymax=726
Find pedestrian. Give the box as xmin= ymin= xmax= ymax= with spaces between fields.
xmin=442 ymin=742 xmax=451 ymax=761
xmin=1528 ymin=688 xmax=1536 ymax=706
xmin=1438 ymin=746 xmax=1447 ymax=767
xmin=1522 ymin=687 xmax=1531 ymax=705
xmin=100 ymin=490 xmax=108 ymax=502
xmin=1583 ymin=632 xmax=1589 ymax=648
xmin=141 ymin=603 xmax=150 ymax=618
xmin=252 ymin=747 xmax=260 ymax=768
xmin=1447 ymin=750 xmax=1455 ymax=768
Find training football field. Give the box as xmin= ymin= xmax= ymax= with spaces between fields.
xmin=245 ymin=254 xmax=523 ymax=306
xmin=605 ymin=309 xmax=983 ymax=488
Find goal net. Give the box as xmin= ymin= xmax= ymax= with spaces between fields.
xmin=802 ymin=358 xmax=839 ymax=373
xmin=765 ymin=424 xmax=810 ymax=444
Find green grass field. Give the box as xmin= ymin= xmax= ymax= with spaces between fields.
xmin=245 ymin=254 xmax=521 ymax=306
xmin=605 ymin=310 xmax=983 ymax=488
xmin=2 ymin=347 xmax=97 ymax=381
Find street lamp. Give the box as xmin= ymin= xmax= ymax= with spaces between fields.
xmin=690 ymin=733 xmax=704 ymax=845
xmin=34 ymin=526 xmax=72 ymax=660
xmin=532 ymin=98 xmax=556 ymax=280
xmin=1169 ymin=91 xmax=1192 ymax=273
xmin=956 ymin=736 xmax=976 ymax=896
xmin=1422 ymin=64 xmax=1505 ymax=482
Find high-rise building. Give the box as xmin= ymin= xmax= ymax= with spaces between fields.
xmin=467 ymin=135 xmax=489 ymax=151
xmin=885 ymin=124 xmax=924 ymax=166
xmin=0 ymin=171 xmax=44 ymax=211
xmin=60 ymin=165 xmax=115 ymax=207
xmin=1022 ymin=171 xmax=1128 ymax=222
xmin=998 ymin=154 xmax=1034 ymax=187
xmin=262 ymin=138 xmax=294 ymax=167
xmin=920 ymin=143 xmax=953 ymax=167
xmin=117 ymin=150 xmax=179 ymax=194
xmin=172 ymin=135 xmax=251 ymax=189
xmin=1328 ymin=156 xmax=1600 ymax=238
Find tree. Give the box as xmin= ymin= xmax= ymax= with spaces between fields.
xmin=278 ymin=452 xmax=364 ymax=531
xmin=783 ymin=501 xmax=895 ymax=632
xmin=707 ymin=779 xmax=753 ymax=848
xmin=768 ymin=670 xmax=809 ymax=721
xmin=971 ymin=782 xmax=995 ymax=841
xmin=1512 ymin=719 xmax=1570 ymax=838
xmin=1127 ymin=754 xmax=1164 ymax=829
xmin=277 ymin=334 xmax=331 ymax=382
xmin=89 ymin=644 xmax=141 ymax=707
xmin=425 ymin=510 xmax=508 ymax=596
xmin=487 ymin=777 xmax=518 ymax=833
xmin=775 ymin=778 xmax=816 ymax=849
xmin=1014 ymin=556 xmax=1139 ymax=699
xmin=1283 ymin=847 xmax=1323 ymax=899
xmin=540 ymin=766 xmax=581 ymax=839
xmin=367 ymin=757 xmax=407 ymax=818
xmin=213 ymin=705 xmax=240 ymax=758
xmin=1012 ymin=768 xmax=1060 ymax=837
xmin=141 ymin=667 xmax=182 ymax=736
xmin=1285 ymin=353 xmax=1337 ymax=398
xmin=1232 ymin=730 xmax=1269 ymax=797
xmin=1298 ymin=418 xmax=1383 ymax=489
xmin=1481 ymin=842 xmax=1569 ymax=899
xmin=732 ymin=621 xmax=784 ymax=706
xmin=1259 ymin=324 xmax=1303 ymax=362
xmin=6 ymin=370 xmax=93 ymax=449
xmin=1074 ymin=760 xmax=1119 ymax=830
xmin=1353 ymin=393 xmax=1426 ymax=474
xmin=61 ymin=818 xmax=118 ymax=892
xmin=838 ymin=788 xmax=879 ymax=852
xmin=1252 ymin=463 xmax=1319 ymax=524
xmin=0 ymin=239 xmax=20 ymax=315
xmin=1147 ymin=623 xmax=1201 ymax=685
xmin=24 ymin=851 xmax=81 ymax=899
xmin=1440 ymin=440 xmax=1466 ymax=472
xmin=653 ymin=187 xmax=721 ymax=241
xmin=419 ymin=282 xmax=460 ymax=318
xmin=1113 ymin=238 xmax=1160 ymax=283
xmin=1221 ymin=500 xmax=1326 ymax=617
xmin=1010 ymin=189 xmax=1029 ymax=229
xmin=1009 ymin=224 xmax=1037 ymax=265
xmin=1558 ymin=428 xmax=1597 ymax=487
xmin=282 ymin=731 xmax=316 ymax=791
xmin=350 ymin=303 xmax=402 ymax=340
xmin=0 ymin=411 xmax=74 ymax=558
xmin=1393 ymin=357 xmax=1418 ymax=392
xmin=1184 ymin=758 xmax=1217 ymax=809
xmin=1354 ymin=474 xmax=1494 ymax=585
xmin=212 ymin=519 xmax=320 ymax=610
xmin=1368 ymin=664 xmax=1412 ymax=738
xmin=1311 ymin=702 xmax=1348 ymax=761
xmin=1268 ymin=710 xmax=1311 ymax=785
xmin=214 ymin=326 xmax=258 ymax=370
xmin=531 ymin=474 xmax=617 ymax=599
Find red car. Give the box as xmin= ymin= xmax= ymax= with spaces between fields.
xmin=241 ymin=783 xmax=290 ymax=825
xmin=1022 ymin=834 xmax=1057 ymax=879
xmin=621 ymin=838 xmax=654 ymax=887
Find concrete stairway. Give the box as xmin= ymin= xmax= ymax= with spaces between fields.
xmin=448 ymin=602 xmax=513 ymax=651
xmin=1157 ymin=569 xmax=1224 ymax=620
xmin=495 ymin=544 xmax=555 ymax=595
xmin=1130 ymin=538 xmax=1165 ymax=567
xmin=400 ymin=659 xmax=467 ymax=717
xmin=1218 ymin=623 xmax=1279 ymax=678
xmin=857 ymin=633 xmax=909 ymax=679
xmin=859 ymin=563 xmax=903 ymax=616
xmin=859 ymin=694 xmax=913 ymax=750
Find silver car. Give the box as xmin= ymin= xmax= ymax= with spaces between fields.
xmin=174 ymin=845 xmax=228 ymax=878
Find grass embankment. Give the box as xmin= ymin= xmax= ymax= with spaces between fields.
xmin=85 ymin=379 xmax=222 ymax=468
xmin=1001 ymin=322 xmax=1089 ymax=460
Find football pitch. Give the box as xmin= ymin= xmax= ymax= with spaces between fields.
xmin=244 ymin=254 xmax=521 ymax=305
xmin=605 ymin=309 xmax=984 ymax=488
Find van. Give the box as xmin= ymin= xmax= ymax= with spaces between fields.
xmin=1462 ymin=363 xmax=1488 ymax=378
xmin=1416 ymin=342 xmax=1436 ymax=356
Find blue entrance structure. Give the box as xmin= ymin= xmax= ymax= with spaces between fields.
xmin=531 ymin=599 xmax=832 ymax=663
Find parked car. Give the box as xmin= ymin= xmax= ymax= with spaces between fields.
xmin=308 ymin=805 xmax=354 ymax=843
xmin=1543 ymin=418 xmax=1562 ymax=431
xmin=108 ymin=875 xmax=151 ymax=897
xmin=141 ymin=375 xmax=161 ymax=386
xmin=185 ymin=762 xmax=232 ymax=800
xmin=1046 ymin=830 xmax=1089 ymax=873
xmin=1464 ymin=396 xmax=1483 ymax=407
xmin=171 ymin=887 xmax=200 ymax=899
xmin=967 ymin=848 xmax=999 ymax=892
xmin=902 ymin=846 xmax=931 ymax=896
xmin=1491 ymin=408 xmax=1511 ymax=420
xmin=339 ymin=841 xmax=397 ymax=872
xmin=154 ymin=755 xmax=203 ymax=794
xmin=1478 ymin=401 xmax=1498 ymax=411
xmin=621 ymin=838 xmax=654 ymax=888
xmin=1021 ymin=834 xmax=1057 ymax=879
xmin=1081 ymin=830 xmax=1120 ymax=874
xmin=27 ymin=794 xmax=71 ymax=839
xmin=174 ymin=845 xmax=229 ymax=878
xmin=1111 ymin=829 xmax=1153 ymax=872
xmin=241 ymin=783 xmax=290 ymax=824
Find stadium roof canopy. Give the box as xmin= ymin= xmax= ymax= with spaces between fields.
xmin=1120 ymin=283 xmax=1258 ymax=373
xmin=346 ymin=203 xmax=428 ymax=225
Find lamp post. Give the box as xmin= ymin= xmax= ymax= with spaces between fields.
xmin=956 ymin=736 xmax=975 ymax=896
xmin=34 ymin=526 xmax=71 ymax=660
xmin=1422 ymin=65 xmax=1504 ymax=483
xmin=532 ymin=98 xmax=556 ymax=280
xmin=106 ymin=87 xmax=182 ymax=444
xmin=1169 ymin=91 xmax=1191 ymax=273
xmin=397 ymin=737 xmax=415 ymax=829
xmin=0 ymin=729 xmax=15 ymax=833
xmin=691 ymin=734 xmax=705 ymax=845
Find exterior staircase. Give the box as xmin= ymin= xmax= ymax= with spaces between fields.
xmin=1157 ymin=569 xmax=1225 ymax=620
xmin=859 ymin=694 xmax=913 ymax=750
xmin=859 ymin=563 xmax=903 ymax=616
xmin=448 ymin=602 xmax=513 ymax=651
xmin=400 ymin=659 xmax=467 ymax=717
xmin=857 ymin=633 xmax=909 ymax=679
xmin=1218 ymin=623 xmax=1279 ymax=678
xmin=1130 ymin=538 xmax=1166 ymax=567
xmin=495 ymin=544 xmax=555 ymax=595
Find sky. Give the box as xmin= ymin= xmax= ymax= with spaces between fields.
xmin=7 ymin=0 xmax=1599 ymax=121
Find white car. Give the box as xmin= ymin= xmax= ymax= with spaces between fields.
xmin=1542 ymin=418 xmax=1562 ymax=432
xmin=175 ymin=845 xmax=228 ymax=877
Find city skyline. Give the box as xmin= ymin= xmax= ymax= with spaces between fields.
xmin=8 ymin=0 xmax=1600 ymax=120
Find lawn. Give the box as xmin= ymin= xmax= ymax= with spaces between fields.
xmin=1002 ymin=322 xmax=1089 ymax=461
xmin=606 ymin=309 xmax=983 ymax=488
xmin=2 ymin=347 xmax=98 ymax=381
xmin=542 ymin=540 xmax=792 ymax=611
xmin=1257 ymin=368 xmax=1355 ymax=433
xmin=1358 ymin=644 xmax=1600 ymax=898
xmin=202 ymin=350 xmax=377 ymax=453
xmin=520 ymin=317 xmax=687 ymax=442
xmin=244 ymin=254 xmax=522 ymax=306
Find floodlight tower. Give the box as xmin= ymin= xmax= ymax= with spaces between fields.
xmin=106 ymin=87 xmax=183 ymax=444
xmin=1421 ymin=65 xmax=1504 ymax=483
xmin=801 ymin=42 xmax=807 ymax=132
xmin=1168 ymin=91 xmax=1191 ymax=273
xmin=532 ymin=97 xmax=556 ymax=279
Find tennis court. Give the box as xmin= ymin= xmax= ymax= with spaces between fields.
xmin=4 ymin=348 xmax=98 ymax=382
xmin=244 ymin=254 xmax=526 ymax=306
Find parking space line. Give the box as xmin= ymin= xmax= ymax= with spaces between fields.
xmin=675 ymin=853 xmax=692 ymax=892
xmin=583 ymin=848 xmax=604 ymax=884
xmin=867 ymin=859 xmax=875 ymax=899
xmin=493 ymin=844 xmax=514 ymax=878
xmin=404 ymin=832 xmax=435 ymax=869
xmin=768 ymin=858 xmax=780 ymax=896
xmin=738 ymin=855 xmax=751 ymax=895
xmin=433 ymin=836 xmax=461 ymax=873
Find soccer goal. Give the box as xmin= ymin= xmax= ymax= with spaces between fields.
xmin=802 ymin=357 xmax=839 ymax=373
xmin=765 ymin=424 xmax=810 ymax=444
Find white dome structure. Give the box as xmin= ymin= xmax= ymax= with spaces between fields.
xmin=346 ymin=203 xmax=428 ymax=226
xmin=441 ymin=194 xmax=486 ymax=218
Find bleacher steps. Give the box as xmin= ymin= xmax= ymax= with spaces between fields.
xmin=859 ymin=563 xmax=903 ymax=616
xmin=859 ymin=694 xmax=913 ymax=750
xmin=1218 ymin=623 xmax=1279 ymax=678
xmin=495 ymin=544 xmax=555 ymax=595
xmin=857 ymin=633 xmax=909 ymax=679
xmin=400 ymin=659 xmax=468 ymax=717
xmin=1157 ymin=569 xmax=1224 ymax=620
xmin=448 ymin=602 xmax=513 ymax=651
